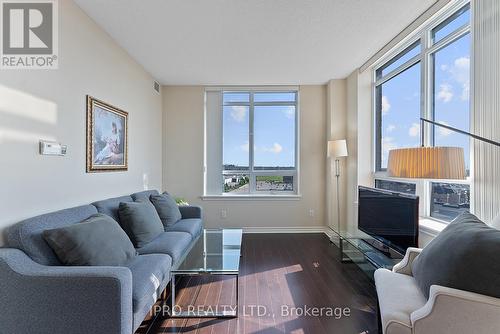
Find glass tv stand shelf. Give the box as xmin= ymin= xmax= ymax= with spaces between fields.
xmin=332 ymin=227 xmax=404 ymax=278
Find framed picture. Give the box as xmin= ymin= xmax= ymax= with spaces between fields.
xmin=86 ymin=95 xmax=128 ymax=172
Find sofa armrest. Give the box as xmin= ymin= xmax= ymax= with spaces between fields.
xmin=0 ymin=248 xmax=133 ymax=334
xmin=179 ymin=205 xmax=203 ymax=219
xmin=392 ymin=247 xmax=422 ymax=276
xmin=411 ymin=285 xmax=500 ymax=334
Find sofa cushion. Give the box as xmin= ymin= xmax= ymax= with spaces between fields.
xmin=412 ymin=212 xmax=500 ymax=299
xmin=43 ymin=214 xmax=137 ymax=266
xmin=6 ymin=205 xmax=98 ymax=265
xmin=92 ymin=195 xmax=134 ymax=223
xmin=118 ymin=201 xmax=164 ymax=248
xmin=131 ymin=190 xmax=159 ymax=202
xmin=166 ymin=219 xmax=202 ymax=239
xmin=375 ymin=268 xmax=427 ymax=334
xmin=150 ymin=194 xmax=182 ymax=227
xmin=137 ymin=231 xmax=192 ymax=265
xmin=126 ymin=254 xmax=171 ymax=313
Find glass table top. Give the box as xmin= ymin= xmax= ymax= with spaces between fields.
xmin=173 ymin=229 xmax=243 ymax=274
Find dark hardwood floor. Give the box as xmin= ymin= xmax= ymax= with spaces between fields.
xmin=137 ymin=233 xmax=378 ymax=334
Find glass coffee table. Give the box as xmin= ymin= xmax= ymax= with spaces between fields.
xmin=170 ymin=229 xmax=242 ymax=318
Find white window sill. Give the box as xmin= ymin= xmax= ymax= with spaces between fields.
xmin=201 ymin=194 xmax=302 ymax=201
xmin=419 ymin=217 xmax=447 ymax=237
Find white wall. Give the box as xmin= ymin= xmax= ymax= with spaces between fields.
xmin=325 ymin=80 xmax=348 ymax=232
xmin=162 ymin=85 xmax=327 ymax=230
xmin=344 ymin=69 xmax=374 ymax=230
xmin=0 ymin=0 xmax=163 ymax=244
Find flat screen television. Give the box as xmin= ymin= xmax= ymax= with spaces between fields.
xmin=358 ymin=186 xmax=419 ymax=255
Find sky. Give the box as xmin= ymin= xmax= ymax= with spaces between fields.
xmin=381 ymin=7 xmax=471 ymax=171
xmin=223 ymin=93 xmax=296 ymax=169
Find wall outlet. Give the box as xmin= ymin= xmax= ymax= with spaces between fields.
xmin=221 ymin=209 xmax=227 ymax=219
xmin=309 ymin=209 xmax=315 ymax=217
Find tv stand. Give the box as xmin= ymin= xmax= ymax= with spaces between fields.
xmin=331 ymin=228 xmax=404 ymax=278
xmin=360 ymin=239 xmax=403 ymax=260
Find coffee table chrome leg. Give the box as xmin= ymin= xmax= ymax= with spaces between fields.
xmin=171 ymin=274 xmax=176 ymax=316
xmin=235 ymin=274 xmax=239 ymax=317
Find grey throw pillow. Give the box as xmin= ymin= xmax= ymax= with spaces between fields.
xmin=150 ymin=193 xmax=182 ymax=228
xmin=412 ymin=212 xmax=500 ymax=299
xmin=43 ymin=214 xmax=136 ymax=266
xmin=118 ymin=201 xmax=164 ymax=248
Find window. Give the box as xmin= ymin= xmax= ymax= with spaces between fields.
xmin=374 ymin=2 xmax=471 ymax=222
xmin=375 ymin=179 xmax=416 ymax=195
xmin=432 ymin=27 xmax=471 ymax=176
xmin=376 ymin=60 xmax=421 ymax=170
xmin=222 ymin=90 xmax=298 ymax=195
xmin=430 ymin=183 xmax=470 ymax=221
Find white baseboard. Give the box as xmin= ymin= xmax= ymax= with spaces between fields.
xmin=243 ymin=226 xmax=331 ymax=236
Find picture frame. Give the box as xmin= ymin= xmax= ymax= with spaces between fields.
xmin=86 ymin=95 xmax=128 ymax=172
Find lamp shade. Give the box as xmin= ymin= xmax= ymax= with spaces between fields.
xmin=328 ymin=139 xmax=348 ymax=158
xmin=387 ymin=146 xmax=466 ymax=179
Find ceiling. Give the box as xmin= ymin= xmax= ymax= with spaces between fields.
xmin=74 ymin=0 xmax=436 ymax=85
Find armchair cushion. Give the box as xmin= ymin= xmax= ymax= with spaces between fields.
xmin=150 ymin=193 xmax=182 ymax=227
xmin=43 ymin=214 xmax=137 ymax=266
xmin=412 ymin=212 xmax=500 ymax=299
xmin=375 ymin=268 xmax=427 ymax=334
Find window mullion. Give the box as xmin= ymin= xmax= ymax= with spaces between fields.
xmin=249 ymin=92 xmax=255 ymax=193
xmin=422 ymin=28 xmax=433 ymax=148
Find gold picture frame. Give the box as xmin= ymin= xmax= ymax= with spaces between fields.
xmin=86 ymin=95 xmax=128 ymax=172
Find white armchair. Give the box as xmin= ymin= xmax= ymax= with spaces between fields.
xmin=374 ymin=247 xmax=500 ymax=334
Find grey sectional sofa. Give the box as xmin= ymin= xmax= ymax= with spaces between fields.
xmin=0 ymin=190 xmax=202 ymax=334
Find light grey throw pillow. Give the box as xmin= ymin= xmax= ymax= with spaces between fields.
xmin=412 ymin=212 xmax=500 ymax=299
xmin=118 ymin=201 xmax=164 ymax=248
xmin=43 ymin=214 xmax=136 ymax=266
xmin=150 ymin=193 xmax=182 ymax=228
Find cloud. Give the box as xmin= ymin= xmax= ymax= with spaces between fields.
xmin=454 ymin=57 xmax=470 ymax=71
xmin=230 ymin=106 xmax=247 ymax=122
xmin=282 ymin=106 xmax=295 ymax=119
xmin=262 ymin=143 xmax=283 ymax=154
xmin=460 ymin=84 xmax=470 ymax=101
xmin=381 ymin=95 xmax=391 ymax=115
xmin=386 ymin=124 xmax=396 ymax=133
xmin=440 ymin=56 xmax=470 ymax=102
xmin=436 ymin=121 xmax=453 ymax=137
xmin=452 ymin=57 xmax=470 ymax=101
xmin=437 ymin=83 xmax=453 ymax=103
xmin=381 ymin=137 xmax=398 ymax=165
xmin=408 ymin=123 xmax=420 ymax=137
xmin=240 ymin=141 xmax=249 ymax=152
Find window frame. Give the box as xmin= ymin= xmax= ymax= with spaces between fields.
xmin=372 ymin=0 xmax=472 ymax=223
xmin=221 ymin=89 xmax=300 ymax=196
